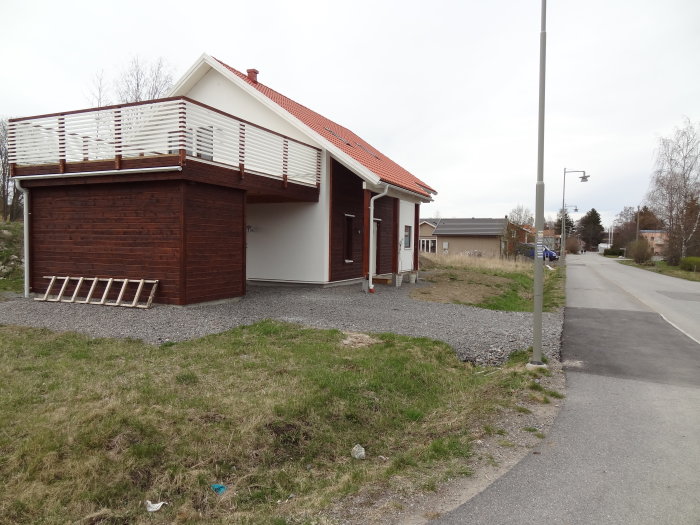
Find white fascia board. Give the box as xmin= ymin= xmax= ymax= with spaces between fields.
xmin=201 ymin=55 xmax=381 ymax=187
xmin=168 ymin=53 xmax=212 ymax=96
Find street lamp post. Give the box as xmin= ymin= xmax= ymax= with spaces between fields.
xmin=561 ymin=169 xmax=589 ymax=257
xmin=531 ymin=0 xmax=547 ymax=368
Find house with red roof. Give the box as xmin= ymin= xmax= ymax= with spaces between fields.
xmin=9 ymin=54 xmax=436 ymax=305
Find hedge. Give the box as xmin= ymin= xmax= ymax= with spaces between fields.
xmin=679 ymin=256 xmax=700 ymax=272
xmin=604 ymin=248 xmax=624 ymax=257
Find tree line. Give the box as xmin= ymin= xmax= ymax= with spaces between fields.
xmin=0 ymin=57 xmax=173 ymax=223
xmin=510 ymin=119 xmax=699 ymax=264
xmin=509 ymin=203 xmax=605 ymax=254
xmin=612 ymin=119 xmax=700 ymax=265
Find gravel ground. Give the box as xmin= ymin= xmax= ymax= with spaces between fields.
xmin=0 ymin=281 xmax=562 ymax=366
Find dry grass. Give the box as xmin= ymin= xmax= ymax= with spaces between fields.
xmin=420 ymin=253 xmax=533 ymax=274
xmin=0 ymin=322 xmax=544 ymax=524
xmin=415 ymin=254 xmax=564 ymax=312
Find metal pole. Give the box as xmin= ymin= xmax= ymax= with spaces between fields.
xmin=531 ymin=0 xmax=547 ymax=367
xmin=636 ymin=205 xmax=640 ymax=241
xmin=610 ymin=223 xmax=614 ymax=247
xmin=561 ymin=168 xmax=567 ymax=256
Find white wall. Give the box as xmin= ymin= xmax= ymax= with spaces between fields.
xmin=246 ymin=151 xmax=330 ymax=283
xmin=398 ymin=199 xmax=417 ymax=272
xmin=182 ymin=67 xmax=331 ymax=283
xmin=185 ymin=68 xmax=321 ymax=148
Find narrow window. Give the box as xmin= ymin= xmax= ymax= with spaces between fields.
xmin=344 ymin=215 xmax=354 ymax=262
xmin=404 ymin=225 xmax=412 ymax=249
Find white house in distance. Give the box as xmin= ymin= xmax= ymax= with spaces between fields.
xmin=9 ymin=54 xmax=437 ymax=304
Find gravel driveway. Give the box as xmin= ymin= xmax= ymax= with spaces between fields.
xmin=0 ymin=282 xmax=562 ymax=365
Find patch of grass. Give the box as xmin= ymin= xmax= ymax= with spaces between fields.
xmin=0 ymin=321 xmax=542 ymax=523
xmin=0 ymin=221 xmax=24 ymax=294
xmin=476 ymin=271 xmax=532 ymax=311
xmin=481 ymin=425 xmax=508 ymax=437
xmin=498 ymin=440 xmax=516 ymax=448
xmin=523 ymin=426 xmax=539 ymax=433
xmin=529 ymin=381 xmax=545 ymax=392
xmin=484 ymin=454 xmax=499 ymax=467
xmin=546 ymin=389 xmax=565 ymax=399
xmin=618 ymin=259 xmax=700 ymax=282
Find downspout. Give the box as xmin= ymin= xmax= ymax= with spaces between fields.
xmin=368 ymin=184 xmax=389 ymax=292
xmin=13 ymin=178 xmax=30 ymax=298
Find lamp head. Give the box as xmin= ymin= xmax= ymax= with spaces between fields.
xmin=580 ymin=174 xmax=589 ymax=182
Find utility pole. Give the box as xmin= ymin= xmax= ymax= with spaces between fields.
xmin=530 ymin=0 xmax=547 ymax=369
xmin=636 ymin=205 xmax=640 ymax=241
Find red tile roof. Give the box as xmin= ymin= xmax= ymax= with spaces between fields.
xmin=215 ymin=58 xmax=436 ymax=199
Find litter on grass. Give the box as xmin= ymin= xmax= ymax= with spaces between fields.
xmin=145 ymin=500 xmax=168 ymax=512
xmin=351 ymin=444 xmax=366 ymax=459
xmin=211 ymin=484 xmax=227 ymax=495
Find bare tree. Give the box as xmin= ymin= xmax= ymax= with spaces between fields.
xmin=0 ymin=118 xmax=23 ymax=222
xmin=0 ymin=118 xmax=9 ymax=221
xmin=115 ymin=57 xmax=173 ymax=103
xmin=647 ymin=119 xmax=700 ymax=264
xmin=88 ymin=69 xmax=111 ymax=107
xmin=508 ymin=204 xmax=534 ymax=226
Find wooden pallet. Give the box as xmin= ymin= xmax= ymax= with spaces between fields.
xmin=35 ymin=276 xmax=159 ymax=309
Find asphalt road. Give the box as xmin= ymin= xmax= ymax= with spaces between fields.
xmin=436 ymin=253 xmax=700 ymax=525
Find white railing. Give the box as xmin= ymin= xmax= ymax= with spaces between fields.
xmin=8 ymin=98 xmax=322 ymax=186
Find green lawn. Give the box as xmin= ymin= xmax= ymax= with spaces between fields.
xmin=0 ymin=221 xmax=23 ymax=294
xmin=0 ymin=321 xmax=554 ymax=524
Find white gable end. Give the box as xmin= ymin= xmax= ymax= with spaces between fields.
xmin=176 ymin=67 xmax=322 ymax=148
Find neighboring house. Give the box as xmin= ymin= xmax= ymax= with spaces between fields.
xmin=520 ymin=224 xmax=536 ymax=244
xmin=543 ymin=229 xmax=560 ymax=251
xmin=419 ymin=218 xmax=439 ymax=253
xmin=419 ymin=218 xmax=527 ymax=257
xmin=639 ymin=230 xmax=668 ymax=256
xmin=8 ymin=54 xmax=436 ymax=305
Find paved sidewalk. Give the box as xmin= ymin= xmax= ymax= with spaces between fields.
xmin=435 ymin=255 xmax=700 ymax=524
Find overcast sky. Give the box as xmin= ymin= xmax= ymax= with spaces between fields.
xmin=2 ymin=0 xmax=699 ymax=228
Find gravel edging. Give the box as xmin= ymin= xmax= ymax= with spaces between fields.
xmin=0 ymin=282 xmax=562 ymax=366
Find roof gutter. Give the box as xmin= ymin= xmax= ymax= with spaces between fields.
xmin=383 ymin=182 xmax=434 ymax=203
xmin=12 ymin=165 xmax=183 ymax=182
xmin=12 ymin=166 xmax=182 ymax=298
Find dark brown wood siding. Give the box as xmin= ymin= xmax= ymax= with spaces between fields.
xmin=374 ymin=196 xmax=396 ymax=275
xmin=414 ymin=203 xmax=420 ymax=271
xmin=329 ymin=160 xmax=364 ymax=281
xmin=184 ymin=182 xmax=245 ymax=303
xmin=30 ymin=181 xmax=185 ymax=304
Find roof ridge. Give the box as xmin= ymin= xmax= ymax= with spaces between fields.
xmin=211 ymin=57 xmax=436 ymax=198
xmin=213 ymin=58 xmax=345 ymax=131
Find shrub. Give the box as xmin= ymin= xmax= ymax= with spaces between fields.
xmin=604 ymin=248 xmax=624 ymax=257
xmin=679 ymin=256 xmax=700 ymax=272
xmin=627 ymin=238 xmax=651 ymax=264
xmin=565 ymin=237 xmax=580 ymax=255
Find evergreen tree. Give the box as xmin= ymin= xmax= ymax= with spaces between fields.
xmin=555 ymin=209 xmax=574 ymax=236
xmin=577 ymin=208 xmax=605 ymax=250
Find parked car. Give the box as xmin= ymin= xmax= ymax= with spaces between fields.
xmin=518 ymin=243 xmax=559 ymax=261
